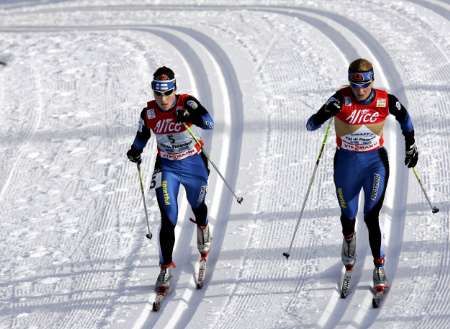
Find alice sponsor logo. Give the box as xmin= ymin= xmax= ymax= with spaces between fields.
xmin=154 ymin=119 xmax=183 ymax=134
xmin=345 ymin=109 xmax=379 ymax=124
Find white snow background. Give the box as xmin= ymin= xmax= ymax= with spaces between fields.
xmin=0 ymin=0 xmax=449 ymax=328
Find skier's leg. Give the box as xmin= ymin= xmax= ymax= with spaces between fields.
xmin=362 ymin=148 xmax=389 ymax=288
xmin=362 ymin=148 xmax=389 ymax=263
xmin=155 ymin=170 xmax=181 ymax=266
xmin=334 ymin=149 xmax=362 ymax=268
xmin=182 ymin=161 xmax=210 ymax=257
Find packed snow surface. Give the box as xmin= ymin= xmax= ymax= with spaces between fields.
xmin=0 ymin=0 xmax=449 ymax=328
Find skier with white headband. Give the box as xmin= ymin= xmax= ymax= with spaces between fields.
xmin=126 ymin=66 xmax=214 ymax=301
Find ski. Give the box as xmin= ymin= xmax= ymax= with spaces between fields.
xmin=340 ymin=268 xmax=352 ymax=298
xmin=152 ymin=287 xmax=170 ymax=312
xmin=371 ymin=285 xmax=388 ymax=308
xmin=196 ymin=257 xmax=207 ymax=289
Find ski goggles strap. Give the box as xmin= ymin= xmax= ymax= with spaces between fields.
xmin=151 ymin=78 xmax=176 ymax=92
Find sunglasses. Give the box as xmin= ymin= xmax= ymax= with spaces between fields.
xmin=153 ymin=89 xmax=174 ymax=96
xmin=350 ymin=81 xmax=372 ymax=89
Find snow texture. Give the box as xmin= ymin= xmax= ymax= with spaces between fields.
xmin=0 ymin=0 xmax=449 ymax=328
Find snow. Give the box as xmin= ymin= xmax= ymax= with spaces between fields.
xmin=0 ymin=0 xmax=449 ymax=328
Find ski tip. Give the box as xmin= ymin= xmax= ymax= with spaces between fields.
xmin=146 ymin=233 xmax=152 ymax=240
xmin=432 ymin=207 xmax=439 ymax=214
xmin=196 ymin=283 xmax=203 ymax=289
xmin=282 ymin=252 xmax=290 ymax=259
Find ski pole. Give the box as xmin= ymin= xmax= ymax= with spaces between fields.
xmin=183 ymin=123 xmax=243 ymax=204
xmin=136 ymin=162 xmax=153 ymax=239
xmin=412 ymin=167 xmax=439 ymax=214
xmin=283 ymin=119 xmax=333 ymax=259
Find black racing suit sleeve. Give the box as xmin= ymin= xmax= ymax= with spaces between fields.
xmin=388 ymin=94 xmax=415 ymax=148
xmin=309 ymin=92 xmax=343 ymax=127
xmin=184 ymin=95 xmax=214 ymax=129
xmin=131 ymin=109 xmax=152 ymax=151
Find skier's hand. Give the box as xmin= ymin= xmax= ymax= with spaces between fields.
xmin=127 ymin=146 xmax=142 ymax=164
xmin=176 ymin=100 xmax=198 ymax=123
xmin=324 ymin=96 xmax=341 ymax=116
xmin=176 ymin=108 xmax=192 ymax=123
xmin=405 ymin=143 xmax=418 ymax=168
xmin=306 ymin=115 xmax=320 ymax=131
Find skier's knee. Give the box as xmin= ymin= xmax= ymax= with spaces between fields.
xmin=160 ymin=214 xmax=175 ymax=238
xmin=340 ymin=214 xmax=356 ymax=237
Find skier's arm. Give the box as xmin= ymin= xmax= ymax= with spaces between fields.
xmin=176 ymin=96 xmax=214 ymax=129
xmin=127 ymin=109 xmax=151 ymax=163
xmin=306 ymin=93 xmax=342 ymax=131
xmin=388 ymin=94 xmax=415 ymax=145
xmin=388 ymin=94 xmax=418 ymax=167
xmin=131 ymin=109 xmax=152 ymax=151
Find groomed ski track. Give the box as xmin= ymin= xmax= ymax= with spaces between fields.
xmin=0 ymin=1 xmax=449 ymax=329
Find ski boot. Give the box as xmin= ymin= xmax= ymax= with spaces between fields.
xmin=197 ymin=224 xmax=211 ymax=259
xmin=372 ymin=257 xmax=388 ymax=308
xmin=155 ymin=262 xmax=176 ymax=294
xmin=341 ymin=233 xmax=356 ymax=270
xmin=153 ymin=262 xmax=176 ymax=312
xmin=340 ymin=233 xmax=356 ymax=298
xmin=196 ymin=224 xmax=211 ymax=289
xmin=372 ymin=257 xmax=387 ymax=289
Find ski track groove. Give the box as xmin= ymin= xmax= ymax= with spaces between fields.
xmin=0 ymin=5 xmax=396 ymax=328
xmin=0 ymin=2 xmax=448 ymax=329
xmin=366 ymin=4 xmax=450 ymax=328
xmin=0 ymin=61 xmax=44 ymax=329
xmin=247 ymin=6 xmax=405 ymax=328
xmin=0 ymin=31 xmax=160 ymax=329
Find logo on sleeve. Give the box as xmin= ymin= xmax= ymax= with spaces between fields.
xmin=344 ymin=97 xmax=352 ymax=106
xmin=146 ymin=108 xmax=156 ymax=119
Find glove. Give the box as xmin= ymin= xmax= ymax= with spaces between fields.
xmin=324 ymin=96 xmax=341 ymax=115
xmin=127 ymin=146 xmax=142 ymax=164
xmin=306 ymin=115 xmax=320 ymax=131
xmin=176 ymin=108 xmax=192 ymax=123
xmin=176 ymin=99 xmax=199 ymax=123
xmin=405 ymin=143 xmax=418 ymax=168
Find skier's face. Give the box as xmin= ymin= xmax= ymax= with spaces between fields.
xmin=351 ymin=83 xmax=373 ymax=102
xmin=154 ymin=89 xmax=176 ymax=111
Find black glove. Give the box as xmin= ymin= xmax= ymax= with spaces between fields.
xmin=176 ymin=108 xmax=192 ymax=123
xmin=324 ymin=96 xmax=341 ymax=116
xmin=127 ymin=146 xmax=142 ymax=164
xmin=176 ymin=99 xmax=200 ymax=123
xmin=405 ymin=143 xmax=418 ymax=168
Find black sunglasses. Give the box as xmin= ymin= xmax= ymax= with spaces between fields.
xmin=154 ymin=89 xmax=174 ymax=96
